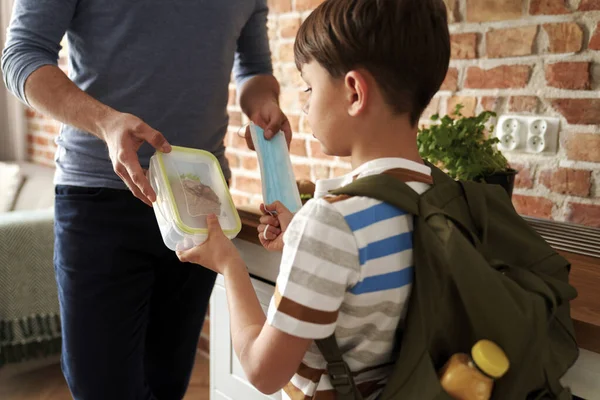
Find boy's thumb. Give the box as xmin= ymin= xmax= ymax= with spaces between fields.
xmin=206 ymin=214 xmax=222 ymax=233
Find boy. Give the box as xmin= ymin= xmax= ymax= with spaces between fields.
xmin=176 ymin=0 xmax=451 ymax=398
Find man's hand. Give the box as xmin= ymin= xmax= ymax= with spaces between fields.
xmin=257 ymin=201 xmax=294 ymax=252
xmin=244 ymin=98 xmax=292 ymax=151
xmin=238 ymin=75 xmax=291 ymax=151
xmin=99 ymin=112 xmax=172 ymax=206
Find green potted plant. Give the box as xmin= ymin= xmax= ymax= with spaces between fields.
xmin=417 ymin=104 xmax=517 ymax=197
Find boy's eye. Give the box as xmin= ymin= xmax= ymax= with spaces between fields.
xmin=304 ymin=87 xmax=312 ymax=93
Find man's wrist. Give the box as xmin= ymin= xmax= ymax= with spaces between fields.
xmin=239 ymin=75 xmax=280 ymax=118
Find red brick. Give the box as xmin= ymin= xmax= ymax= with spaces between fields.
xmin=230 ymin=130 xmax=248 ymax=150
xmin=278 ymin=17 xmax=301 ymax=39
xmin=545 ymin=62 xmax=590 ymax=90
xmin=486 ymin=26 xmax=537 ymax=58
xmin=240 ymin=154 xmax=258 ymax=171
xmin=228 ymin=88 xmax=236 ymax=106
xmin=451 ymin=33 xmax=478 ymax=59
xmin=235 ymin=176 xmax=262 ymax=194
xmin=280 ymin=88 xmax=299 ymax=112
xmin=228 ymin=110 xmax=242 ymax=127
xmin=293 ymin=164 xmax=311 ymax=180
xmin=276 ymin=42 xmax=295 ymax=63
xmin=267 ymin=0 xmax=292 ymax=13
xmin=578 ymin=0 xmax=600 ymax=10
xmin=279 ymin=64 xmax=304 ymax=87
xmin=422 ymin=97 xmax=441 ymax=120
xmin=25 ymin=108 xmax=37 ymax=118
xmin=480 ymin=96 xmax=501 ymax=112
xmin=290 ymin=138 xmax=307 ymax=157
xmin=566 ymin=203 xmax=600 ymax=228
xmin=27 ymin=134 xmax=50 ymax=147
xmin=543 ymin=23 xmax=583 ymax=53
xmin=44 ymin=123 xmax=60 ymax=135
xmin=512 ymin=195 xmax=554 ymax=219
xmin=539 ymin=168 xmax=592 ymax=197
xmin=225 ymin=151 xmax=240 ymax=168
xmin=299 ymin=115 xmax=311 ymax=134
xmin=287 ymin=114 xmax=301 ymax=133
xmin=232 ymin=194 xmax=250 ymax=207
xmin=530 ymin=0 xmax=569 ymax=14
xmin=440 ymin=68 xmax=459 ymax=91
xmin=295 ymin=0 xmax=324 ymax=12
xmin=466 ymin=0 xmax=523 ymax=22
xmin=447 ymin=96 xmax=477 ymax=118
xmin=566 ymin=133 xmax=600 ymax=163
xmin=510 ymin=163 xmax=534 ymax=189
xmin=444 ymin=0 xmax=459 ymax=23
xmin=551 ymin=99 xmax=600 ymax=125
xmin=590 ymin=23 xmax=600 ymax=51
xmin=509 ymin=96 xmax=538 ymax=113
xmin=465 ymin=65 xmax=532 ymax=89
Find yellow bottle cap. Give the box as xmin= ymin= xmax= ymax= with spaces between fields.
xmin=471 ymin=340 xmax=510 ymax=379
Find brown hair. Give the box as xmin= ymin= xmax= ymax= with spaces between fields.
xmin=294 ymin=0 xmax=450 ymax=126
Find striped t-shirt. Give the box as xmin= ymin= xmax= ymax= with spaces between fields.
xmin=267 ymin=158 xmax=432 ymax=400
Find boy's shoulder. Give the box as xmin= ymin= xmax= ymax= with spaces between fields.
xmin=299 ymin=194 xmax=409 ymax=235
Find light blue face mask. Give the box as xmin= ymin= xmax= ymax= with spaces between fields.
xmin=249 ymin=123 xmax=303 ymax=214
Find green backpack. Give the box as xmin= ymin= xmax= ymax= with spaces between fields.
xmin=315 ymin=165 xmax=579 ymax=400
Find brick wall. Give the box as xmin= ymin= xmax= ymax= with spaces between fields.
xmin=25 ymin=0 xmax=600 ymax=228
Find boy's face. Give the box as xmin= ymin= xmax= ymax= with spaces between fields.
xmin=300 ymin=61 xmax=353 ymax=157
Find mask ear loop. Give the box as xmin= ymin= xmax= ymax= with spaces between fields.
xmin=236 ymin=122 xmax=251 ymax=140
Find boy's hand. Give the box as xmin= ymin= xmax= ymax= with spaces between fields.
xmin=176 ymin=214 xmax=244 ymax=275
xmin=257 ymin=201 xmax=294 ymax=252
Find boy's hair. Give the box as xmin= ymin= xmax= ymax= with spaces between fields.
xmin=294 ymin=0 xmax=450 ymax=126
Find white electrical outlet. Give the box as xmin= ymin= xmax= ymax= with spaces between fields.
xmin=496 ymin=115 xmax=560 ymax=154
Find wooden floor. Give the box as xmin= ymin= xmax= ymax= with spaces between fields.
xmin=0 ymin=354 xmax=209 ymax=400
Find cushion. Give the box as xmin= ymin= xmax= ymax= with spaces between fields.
xmin=12 ymin=162 xmax=55 ymax=211
xmin=0 ymin=162 xmax=24 ymax=212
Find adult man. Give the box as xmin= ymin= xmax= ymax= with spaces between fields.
xmin=1 ymin=1 xmax=290 ymax=399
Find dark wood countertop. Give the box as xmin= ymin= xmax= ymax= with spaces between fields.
xmin=235 ymin=206 xmax=600 ymax=353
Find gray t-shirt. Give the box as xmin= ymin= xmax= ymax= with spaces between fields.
xmin=2 ymin=0 xmax=273 ymax=187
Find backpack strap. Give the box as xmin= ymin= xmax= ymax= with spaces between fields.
xmin=315 ymin=336 xmax=364 ymax=400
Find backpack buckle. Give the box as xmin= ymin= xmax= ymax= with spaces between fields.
xmin=326 ymin=361 xmax=354 ymax=395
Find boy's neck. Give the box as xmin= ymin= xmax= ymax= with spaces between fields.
xmin=349 ymin=117 xmax=424 ymax=171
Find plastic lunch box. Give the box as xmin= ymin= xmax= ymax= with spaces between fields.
xmin=148 ymin=146 xmax=241 ymax=251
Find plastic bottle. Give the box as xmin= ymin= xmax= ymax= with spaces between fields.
xmin=439 ymin=340 xmax=510 ymax=400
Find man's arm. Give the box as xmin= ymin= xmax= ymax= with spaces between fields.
xmin=234 ymin=0 xmax=291 ymax=148
xmin=1 ymin=0 xmax=170 ymax=205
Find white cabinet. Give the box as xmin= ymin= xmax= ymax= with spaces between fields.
xmin=210 ymin=274 xmax=281 ymax=400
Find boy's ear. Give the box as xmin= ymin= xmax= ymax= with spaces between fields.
xmin=344 ymin=70 xmax=368 ymax=117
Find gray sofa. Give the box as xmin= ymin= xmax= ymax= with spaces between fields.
xmin=0 ymin=162 xmax=59 ymax=367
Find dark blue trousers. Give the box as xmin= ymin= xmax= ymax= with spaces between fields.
xmin=54 ymin=185 xmax=216 ymax=400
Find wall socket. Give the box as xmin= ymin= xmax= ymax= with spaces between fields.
xmin=495 ymin=115 xmax=560 ymax=154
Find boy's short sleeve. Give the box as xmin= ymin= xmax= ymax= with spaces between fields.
xmin=267 ymin=199 xmax=360 ymax=339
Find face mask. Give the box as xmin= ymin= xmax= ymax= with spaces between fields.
xmin=249 ymin=122 xmax=303 ymax=213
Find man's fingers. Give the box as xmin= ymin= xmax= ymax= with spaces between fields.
xmin=140 ymin=127 xmax=171 ymax=153
xmin=281 ymin=119 xmax=292 ymax=148
xmin=123 ymin=157 xmax=156 ymax=203
xmin=244 ymin=126 xmax=255 ymax=151
xmin=118 ymin=168 xmax=152 ymax=207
